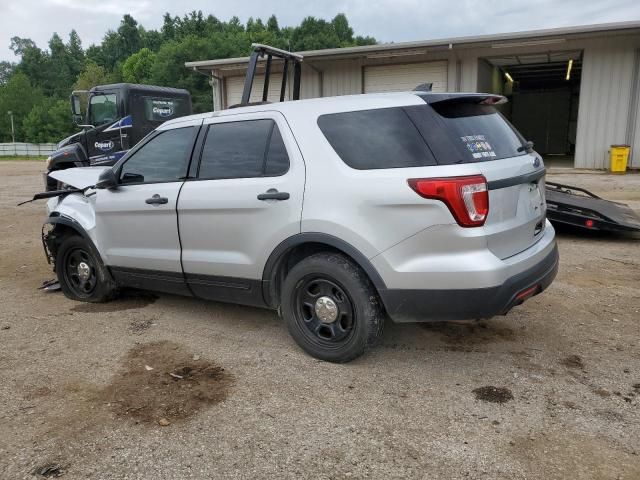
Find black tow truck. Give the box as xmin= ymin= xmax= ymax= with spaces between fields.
xmin=45 ymin=83 xmax=191 ymax=190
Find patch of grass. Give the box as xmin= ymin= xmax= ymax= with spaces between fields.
xmin=0 ymin=155 xmax=47 ymax=161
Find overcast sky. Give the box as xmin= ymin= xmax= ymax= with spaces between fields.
xmin=1 ymin=0 xmax=639 ymax=61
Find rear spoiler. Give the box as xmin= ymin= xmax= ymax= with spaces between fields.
xmin=418 ymin=93 xmax=507 ymax=106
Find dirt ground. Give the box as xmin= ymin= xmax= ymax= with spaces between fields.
xmin=0 ymin=160 xmax=638 ymax=479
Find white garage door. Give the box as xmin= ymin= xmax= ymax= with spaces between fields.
xmin=364 ymin=61 xmax=448 ymax=94
xmin=225 ymin=74 xmax=288 ymax=107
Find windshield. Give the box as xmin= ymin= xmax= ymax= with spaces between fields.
xmin=89 ymin=93 xmax=118 ymax=126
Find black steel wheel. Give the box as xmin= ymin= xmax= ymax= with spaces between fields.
xmin=55 ymin=235 xmax=117 ymax=303
xmin=282 ymin=252 xmax=384 ymax=363
xmin=295 ymin=276 xmax=356 ymax=347
xmin=62 ymin=246 xmax=98 ymax=298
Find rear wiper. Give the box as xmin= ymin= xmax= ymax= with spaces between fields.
xmin=517 ymin=140 xmax=534 ymax=153
xmin=17 ymin=185 xmax=95 ymax=206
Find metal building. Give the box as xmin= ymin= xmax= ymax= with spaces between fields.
xmin=185 ymin=21 xmax=640 ymax=170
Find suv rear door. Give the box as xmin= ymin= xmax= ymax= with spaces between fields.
xmin=177 ymin=112 xmax=305 ymax=305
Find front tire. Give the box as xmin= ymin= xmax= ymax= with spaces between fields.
xmin=55 ymin=235 xmax=117 ymax=303
xmin=281 ymin=253 xmax=384 ymax=363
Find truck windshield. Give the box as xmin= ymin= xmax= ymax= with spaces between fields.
xmin=89 ymin=94 xmax=118 ymax=126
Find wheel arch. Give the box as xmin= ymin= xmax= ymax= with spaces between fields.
xmin=261 ymin=233 xmax=387 ymax=309
xmin=43 ymin=214 xmax=103 ymax=270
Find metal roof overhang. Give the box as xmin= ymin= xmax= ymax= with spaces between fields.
xmin=185 ymin=21 xmax=640 ymax=76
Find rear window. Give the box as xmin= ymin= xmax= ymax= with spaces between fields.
xmin=317 ymin=108 xmax=436 ymax=170
xmin=406 ymin=102 xmax=527 ymax=164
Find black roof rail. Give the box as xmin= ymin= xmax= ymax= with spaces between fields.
xmin=241 ymin=44 xmax=304 ymax=105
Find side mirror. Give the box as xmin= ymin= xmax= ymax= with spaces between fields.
xmin=70 ymin=94 xmax=82 ymax=116
xmin=95 ymin=168 xmax=118 ymax=189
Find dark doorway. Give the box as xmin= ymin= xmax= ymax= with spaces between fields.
xmin=482 ymin=51 xmax=582 ymax=168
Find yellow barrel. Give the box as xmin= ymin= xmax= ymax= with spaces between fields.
xmin=610 ymin=145 xmax=630 ymax=173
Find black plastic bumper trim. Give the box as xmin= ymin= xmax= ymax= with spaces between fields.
xmin=378 ymin=243 xmax=559 ymax=323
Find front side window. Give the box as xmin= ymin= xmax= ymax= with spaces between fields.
xmin=198 ymin=119 xmax=290 ymax=180
xmin=119 ymin=127 xmax=195 ymax=184
xmin=89 ymin=93 xmax=118 ymax=126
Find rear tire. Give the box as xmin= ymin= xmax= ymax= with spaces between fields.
xmin=55 ymin=235 xmax=117 ymax=303
xmin=281 ymin=252 xmax=384 ymax=363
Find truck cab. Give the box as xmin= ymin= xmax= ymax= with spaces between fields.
xmin=45 ymin=83 xmax=191 ymax=190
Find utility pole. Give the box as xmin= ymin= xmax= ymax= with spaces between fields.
xmin=7 ymin=111 xmax=15 ymax=155
xmin=7 ymin=111 xmax=15 ymax=143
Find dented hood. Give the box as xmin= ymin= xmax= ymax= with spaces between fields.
xmin=49 ymin=166 xmax=111 ymax=189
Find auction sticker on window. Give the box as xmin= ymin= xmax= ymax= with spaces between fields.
xmin=461 ymin=135 xmax=497 ymax=159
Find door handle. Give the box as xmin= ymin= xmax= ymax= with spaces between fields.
xmin=145 ymin=194 xmax=169 ymax=205
xmin=257 ymin=189 xmax=290 ymax=201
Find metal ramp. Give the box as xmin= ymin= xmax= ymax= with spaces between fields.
xmin=545 ymin=181 xmax=640 ymax=233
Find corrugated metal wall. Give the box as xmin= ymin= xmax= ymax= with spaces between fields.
xmin=363 ymin=61 xmax=448 ymax=93
xmin=575 ymin=36 xmax=640 ymax=169
xmin=628 ymin=49 xmax=640 ymax=169
xmin=321 ymin=60 xmax=363 ymax=96
xmin=212 ymin=32 xmax=640 ymax=169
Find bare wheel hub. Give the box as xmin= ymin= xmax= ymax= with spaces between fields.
xmin=77 ymin=262 xmax=91 ymax=282
xmin=314 ymin=296 xmax=338 ymax=323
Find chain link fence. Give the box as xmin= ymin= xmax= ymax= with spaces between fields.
xmin=0 ymin=143 xmax=57 ymax=157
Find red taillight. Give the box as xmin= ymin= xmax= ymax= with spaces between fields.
xmin=408 ymin=175 xmax=489 ymax=227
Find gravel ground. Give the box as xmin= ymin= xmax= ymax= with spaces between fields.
xmin=0 ymin=161 xmax=638 ymax=480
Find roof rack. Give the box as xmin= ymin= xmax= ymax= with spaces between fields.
xmin=241 ymin=44 xmax=304 ymax=105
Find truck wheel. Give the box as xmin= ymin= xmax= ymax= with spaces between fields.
xmin=55 ymin=235 xmax=117 ymax=303
xmin=281 ymin=252 xmax=384 ymax=363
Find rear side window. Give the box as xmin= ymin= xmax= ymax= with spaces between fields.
xmin=198 ymin=119 xmax=290 ymax=179
xmin=406 ymin=103 xmax=526 ymax=164
xmin=317 ymin=108 xmax=436 ymax=169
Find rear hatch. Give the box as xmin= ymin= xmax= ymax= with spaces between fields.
xmin=406 ymin=95 xmax=547 ymax=259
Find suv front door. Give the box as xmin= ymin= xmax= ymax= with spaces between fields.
xmin=177 ymin=112 xmax=305 ymax=306
xmin=94 ymin=121 xmax=201 ymax=293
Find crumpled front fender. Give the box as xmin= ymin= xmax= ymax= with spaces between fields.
xmin=44 ymin=193 xmax=105 ymax=263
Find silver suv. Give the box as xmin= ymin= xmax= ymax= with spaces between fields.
xmin=44 ymin=92 xmax=558 ymax=362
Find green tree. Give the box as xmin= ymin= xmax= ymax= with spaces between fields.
xmin=118 ymin=14 xmax=142 ymax=59
xmin=149 ymin=35 xmax=235 ymax=111
xmin=67 ymin=30 xmax=85 ymax=78
xmin=74 ymin=62 xmax=110 ymax=91
xmin=0 ymin=72 xmax=44 ymax=141
xmin=266 ymin=15 xmax=280 ymax=34
xmin=22 ymin=97 xmax=75 ymax=143
xmin=122 ymin=48 xmax=156 ymax=83
xmin=140 ymin=27 xmax=164 ymax=51
xmin=47 ymin=33 xmax=74 ymax=97
xmin=0 ymin=62 xmax=15 ymax=85
xmin=2 ymin=12 xmax=377 ymax=135
xmin=331 ymin=14 xmax=353 ymax=44
xmin=10 ymin=36 xmax=47 ymax=88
